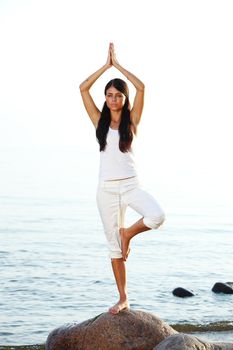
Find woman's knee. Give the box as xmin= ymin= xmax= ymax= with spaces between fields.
xmin=109 ymin=250 xmax=123 ymax=259
xmin=143 ymin=212 xmax=165 ymax=229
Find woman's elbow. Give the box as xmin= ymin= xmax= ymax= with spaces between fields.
xmin=79 ymin=83 xmax=86 ymax=92
xmin=79 ymin=79 xmax=90 ymax=92
xmin=137 ymin=83 xmax=145 ymax=92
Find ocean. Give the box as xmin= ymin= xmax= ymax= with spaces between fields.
xmin=0 ymin=147 xmax=233 ymax=346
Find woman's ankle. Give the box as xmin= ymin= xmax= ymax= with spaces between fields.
xmin=119 ymin=294 xmax=128 ymax=302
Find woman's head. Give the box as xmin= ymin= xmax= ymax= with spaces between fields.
xmin=96 ymin=78 xmax=134 ymax=153
xmin=104 ymin=78 xmax=129 ymax=98
xmin=104 ymin=79 xmax=130 ymax=112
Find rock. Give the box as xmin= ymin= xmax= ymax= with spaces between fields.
xmin=45 ymin=309 xmax=177 ymax=350
xmin=153 ymin=333 xmax=233 ymax=350
xmin=172 ymin=287 xmax=195 ymax=297
xmin=212 ymin=282 xmax=233 ymax=294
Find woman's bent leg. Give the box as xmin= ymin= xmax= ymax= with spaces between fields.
xmin=120 ymin=218 xmax=151 ymax=261
xmin=121 ymin=184 xmax=165 ymax=260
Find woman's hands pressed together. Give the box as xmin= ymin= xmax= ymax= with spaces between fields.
xmin=110 ymin=42 xmax=119 ymax=67
xmin=106 ymin=42 xmax=119 ymax=68
xmin=106 ymin=43 xmax=112 ymax=67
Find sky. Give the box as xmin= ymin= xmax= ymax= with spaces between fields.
xmin=0 ymin=0 xmax=233 ymax=198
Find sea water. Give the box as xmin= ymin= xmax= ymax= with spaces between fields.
xmin=0 ymin=147 xmax=233 ymax=345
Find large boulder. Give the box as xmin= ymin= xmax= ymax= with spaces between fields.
xmin=154 ymin=333 xmax=233 ymax=350
xmin=46 ymin=309 xmax=177 ymax=350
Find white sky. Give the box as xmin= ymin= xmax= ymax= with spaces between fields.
xmin=0 ymin=0 xmax=233 ymax=197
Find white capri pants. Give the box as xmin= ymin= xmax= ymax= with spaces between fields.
xmin=97 ymin=177 xmax=165 ymax=259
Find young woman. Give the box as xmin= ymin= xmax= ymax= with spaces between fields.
xmin=79 ymin=43 xmax=165 ymax=315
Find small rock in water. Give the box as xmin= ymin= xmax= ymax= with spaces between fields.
xmin=212 ymin=282 xmax=233 ymax=294
xmin=172 ymin=287 xmax=194 ymax=298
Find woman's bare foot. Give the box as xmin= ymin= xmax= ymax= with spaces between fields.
xmin=120 ymin=228 xmax=131 ymax=261
xmin=109 ymin=299 xmax=130 ymax=315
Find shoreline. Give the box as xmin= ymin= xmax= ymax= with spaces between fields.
xmin=189 ymin=330 xmax=233 ymax=342
xmin=0 ymin=346 xmax=44 ymax=350
xmin=1 ymin=331 xmax=233 ymax=349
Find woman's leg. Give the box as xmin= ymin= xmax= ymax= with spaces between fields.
xmin=97 ymin=183 xmax=129 ymax=313
xmin=121 ymin=185 xmax=165 ymax=261
xmin=120 ymin=218 xmax=151 ymax=261
xmin=109 ymin=258 xmax=129 ymax=314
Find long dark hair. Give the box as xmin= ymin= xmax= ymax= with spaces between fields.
xmin=96 ymin=78 xmax=135 ymax=153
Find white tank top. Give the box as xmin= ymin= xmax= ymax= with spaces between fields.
xmin=99 ymin=127 xmax=137 ymax=181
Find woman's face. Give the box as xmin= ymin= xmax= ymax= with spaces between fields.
xmin=105 ymin=86 xmax=126 ymax=112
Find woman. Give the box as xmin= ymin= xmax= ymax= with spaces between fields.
xmin=79 ymin=43 xmax=165 ymax=315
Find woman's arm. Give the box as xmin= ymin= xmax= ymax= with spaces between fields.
xmin=79 ymin=46 xmax=112 ymax=127
xmin=110 ymin=43 xmax=145 ymax=127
